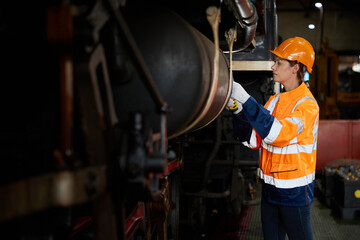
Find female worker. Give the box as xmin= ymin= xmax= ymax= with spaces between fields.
xmin=227 ymin=36 xmax=319 ymax=240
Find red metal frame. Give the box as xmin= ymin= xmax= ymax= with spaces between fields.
xmin=316 ymin=120 xmax=360 ymax=173
xmin=125 ymin=202 xmax=145 ymax=239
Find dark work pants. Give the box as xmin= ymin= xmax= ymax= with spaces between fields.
xmin=261 ymin=197 xmax=313 ymax=240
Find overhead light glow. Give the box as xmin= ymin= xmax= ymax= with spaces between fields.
xmin=308 ymin=24 xmax=315 ymax=30
xmin=315 ymin=2 xmax=323 ymax=8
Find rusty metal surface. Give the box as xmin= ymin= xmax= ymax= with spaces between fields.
xmin=0 ymin=165 xmax=107 ymax=222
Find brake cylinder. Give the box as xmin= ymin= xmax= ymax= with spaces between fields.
xmin=112 ymin=6 xmax=231 ymax=138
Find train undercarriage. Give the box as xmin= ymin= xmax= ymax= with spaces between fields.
xmin=0 ymin=0 xmax=277 ymax=239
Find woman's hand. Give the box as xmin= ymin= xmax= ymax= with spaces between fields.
xmin=231 ymin=81 xmax=250 ymax=104
xmin=226 ymin=98 xmax=242 ymax=114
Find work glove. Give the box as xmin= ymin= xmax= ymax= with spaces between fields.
xmin=226 ymin=97 xmax=242 ymax=114
xmin=231 ymin=81 xmax=250 ymax=104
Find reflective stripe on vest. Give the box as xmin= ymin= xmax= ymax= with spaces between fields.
xmin=261 ymin=142 xmax=316 ymax=154
xmin=259 ymin=169 xmax=315 ymax=189
xmin=264 ymin=96 xmax=318 ymax=145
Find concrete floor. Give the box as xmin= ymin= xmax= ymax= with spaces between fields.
xmin=209 ymin=180 xmax=360 ymax=240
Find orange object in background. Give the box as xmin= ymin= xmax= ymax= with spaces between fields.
xmin=316 ymin=120 xmax=360 ymax=174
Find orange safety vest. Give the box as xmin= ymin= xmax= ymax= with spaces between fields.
xmin=234 ymin=82 xmax=319 ymax=206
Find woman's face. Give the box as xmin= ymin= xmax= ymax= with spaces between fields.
xmin=271 ymin=57 xmax=298 ymax=84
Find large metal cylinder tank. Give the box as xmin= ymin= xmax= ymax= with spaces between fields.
xmin=112 ymin=6 xmax=231 ymax=139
